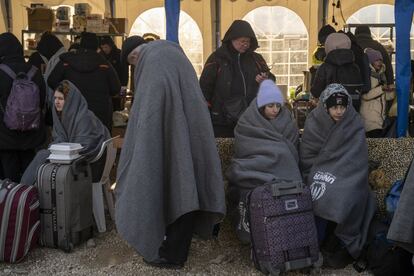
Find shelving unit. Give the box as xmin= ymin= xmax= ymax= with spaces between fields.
xmin=22 ymin=30 xmax=126 ymax=58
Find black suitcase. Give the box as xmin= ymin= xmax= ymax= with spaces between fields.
xmin=36 ymin=157 xmax=93 ymax=252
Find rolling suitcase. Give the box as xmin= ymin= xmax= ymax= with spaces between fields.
xmin=249 ymin=180 xmax=322 ymax=275
xmin=0 ymin=179 xmax=40 ymax=263
xmin=36 ymin=157 xmax=93 ymax=252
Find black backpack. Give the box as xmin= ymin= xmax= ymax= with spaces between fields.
xmin=354 ymin=219 xmax=414 ymax=276
xmin=333 ymin=64 xmax=364 ymax=111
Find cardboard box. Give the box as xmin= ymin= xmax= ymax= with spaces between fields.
xmin=27 ymin=8 xmax=54 ymax=31
xmin=74 ymin=3 xmax=91 ymax=16
xmin=55 ymin=20 xmax=70 ymax=32
xmin=73 ymin=15 xmax=86 ymax=32
xmin=56 ymin=6 xmax=70 ymax=21
xmin=108 ymin=18 xmax=128 ymax=34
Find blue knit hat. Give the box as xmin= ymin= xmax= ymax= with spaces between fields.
xmin=257 ymin=80 xmax=284 ymax=108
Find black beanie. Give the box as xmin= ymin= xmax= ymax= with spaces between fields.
xmin=37 ymin=33 xmax=64 ymax=59
xmin=318 ymin=24 xmax=336 ymax=45
xmin=80 ymin=32 xmax=98 ymax=51
xmin=325 ymin=92 xmax=348 ymax=109
xmin=121 ymin=35 xmax=146 ymax=65
xmin=100 ymin=35 xmax=115 ymax=47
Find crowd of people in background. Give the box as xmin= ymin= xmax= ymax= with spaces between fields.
xmin=0 ymin=17 xmax=412 ymax=274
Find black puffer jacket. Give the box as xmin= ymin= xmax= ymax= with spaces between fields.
xmin=200 ymin=20 xmax=275 ymax=128
xmin=346 ymin=31 xmax=371 ymax=93
xmin=100 ymin=37 xmax=128 ymax=86
xmin=47 ymin=49 xmax=121 ymax=130
xmin=311 ymin=49 xmax=363 ymax=110
xmin=355 ymin=26 xmax=394 ymax=85
xmin=0 ymin=33 xmax=46 ymax=150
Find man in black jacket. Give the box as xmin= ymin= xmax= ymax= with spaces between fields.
xmin=99 ymin=36 xmax=128 ymax=86
xmin=48 ymin=32 xmax=121 ymax=131
xmin=0 ymin=32 xmax=46 ymax=182
xmin=355 ymin=26 xmax=394 ymax=86
xmin=200 ymin=20 xmax=275 ymax=137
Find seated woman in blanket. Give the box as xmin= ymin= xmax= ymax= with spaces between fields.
xmin=21 ymin=80 xmax=110 ymax=185
xmin=300 ymin=83 xmax=376 ymax=268
xmin=226 ymin=79 xmax=301 ymax=243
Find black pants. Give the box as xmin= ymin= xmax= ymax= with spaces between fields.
xmin=0 ymin=149 xmax=36 ymax=182
xmin=159 ymin=212 xmax=195 ymax=264
xmin=366 ymin=129 xmax=383 ymax=138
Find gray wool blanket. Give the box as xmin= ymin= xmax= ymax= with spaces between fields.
xmin=115 ymin=40 xmax=226 ymax=262
xmin=226 ymin=100 xmax=300 ymax=242
xmin=300 ymin=93 xmax=376 ymax=258
xmin=387 ymin=159 xmax=414 ymax=253
xmin=21 ymin=81 xmax=110 ymax=185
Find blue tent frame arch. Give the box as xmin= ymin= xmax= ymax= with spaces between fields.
xmin=165 ymin=0 xmax=180 ymax=44
xmin=395 ymin=0 xmax=413 ymax=137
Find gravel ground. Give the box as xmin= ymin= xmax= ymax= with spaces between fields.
xmin=0 ymin=219 xmax=371 ymax=276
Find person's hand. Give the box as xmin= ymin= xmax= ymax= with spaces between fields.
xmin=255 ymin=72 xmax=268 ymax=83
xmin=120 ymin=86 xmax=127 ymax=97
xmin=382 ymin=85 xmax=392 ymax=92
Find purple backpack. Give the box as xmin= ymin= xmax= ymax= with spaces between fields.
xmin=0 ymin=64 xmax=41 ymax=131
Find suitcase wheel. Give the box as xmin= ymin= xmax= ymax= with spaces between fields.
xmin=268 ymin=269 xmax=280 ymax=276
xmin=310 ymin=267 xmax=322 ymax=275
xmin=313 ymin=253 xmax=323 ymax=268
xmin=62 ymin=240 xmax=74 ymax=253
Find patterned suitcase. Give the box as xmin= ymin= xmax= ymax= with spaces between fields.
xmin=36 ymin=158 xmax=93 ymax=252
xmin=249 ymin=180 xmax=322 ymax=275
xmin=0 ymin=179 xmax=40 ymax=263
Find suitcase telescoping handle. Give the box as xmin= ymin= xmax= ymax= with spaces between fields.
xmin=271 ymin=181 xmax=303 ymax=197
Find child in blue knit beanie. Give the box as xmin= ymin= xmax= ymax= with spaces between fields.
xmin=256 ymin=79 xmax=284 ymax=120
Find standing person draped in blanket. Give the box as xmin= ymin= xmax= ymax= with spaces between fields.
xmin=115 ymin=38 xmax=226 ymax=269
xmin=226 ymin=79 xmax=300 ymax=243
xmin=300 ymin=83 xmax=376 ymax=268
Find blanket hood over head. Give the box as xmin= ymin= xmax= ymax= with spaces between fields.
xmin=115 ymin=40 xmax=226 ymax=261
xmin=21 ymin=81 xmax=109 ymax=185
xmin=52 ymin=80 xmax=110 ymax=159
xmin=300 ymin=85 xmax=376 ymax=258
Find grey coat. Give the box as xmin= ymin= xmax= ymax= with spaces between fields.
xmin=115 ymin=40 xmax=226 ymax=261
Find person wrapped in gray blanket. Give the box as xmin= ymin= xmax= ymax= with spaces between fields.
xmin=115 ymin=38 xmax=226 ymax=269
xmin=21 ymin=80 xmax=110 ymax=185
xmin=226 ymin=79 xmax=300 ymax=243
xmin=388 ymin=159 xmax=414 ymax=254
xmin=300 ymin=83 xmax=376 ymax=268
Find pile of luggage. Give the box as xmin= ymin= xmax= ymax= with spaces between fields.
xmin=0 ymin=144 xmax=94 ymax=263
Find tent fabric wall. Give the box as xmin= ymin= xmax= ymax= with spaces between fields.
xmin=0 ymin=0 xmax=7 ymax=33
xmin=395 ymin=0 xmax=413 ymax=137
